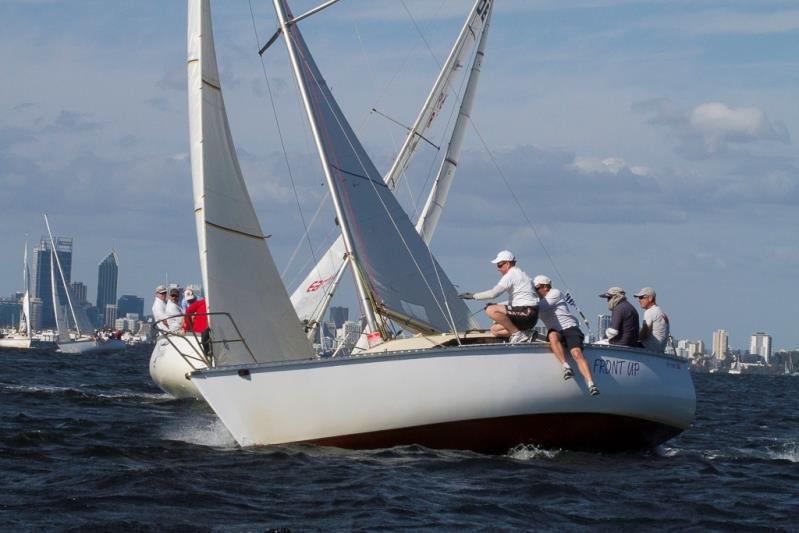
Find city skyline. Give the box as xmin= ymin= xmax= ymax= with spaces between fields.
xmin=1 ymin=1 xmax=797 ymax=349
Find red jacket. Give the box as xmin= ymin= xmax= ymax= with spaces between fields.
xmin=183 ymin=299 xmax=208 ymax=333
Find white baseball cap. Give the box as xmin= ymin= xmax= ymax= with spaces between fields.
xmin=490 ymin=250 xmax=515 ymax=264
xmin=634 ymin=287 xmax=656 ymax=298
xmin=533 ymin=275 xmax=552 ymax=287
xmin=184 ymin=288 xmax=196 ymax=300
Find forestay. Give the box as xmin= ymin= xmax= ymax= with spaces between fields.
xmin=188 ymin=0 xmax=314 ymax=365
xmin=280 ymin=0 xmax=474 ymax=334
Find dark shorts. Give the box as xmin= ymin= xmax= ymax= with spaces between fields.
xmin=506 ymin=305 xmax=538 ymax=330
xmin=548 ymin=326 xmax=584 ymax=351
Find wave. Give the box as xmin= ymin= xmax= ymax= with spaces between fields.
xmin=161 ymin=416 xmax=237 ymax=449
xmin=507 ymin=443 xmax=560 ymax=460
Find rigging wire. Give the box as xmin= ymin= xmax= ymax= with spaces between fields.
xmin=248 ymin=0 xmax=319 ymax=280
xmin=465 ymin=116 xmax=589 ymax=331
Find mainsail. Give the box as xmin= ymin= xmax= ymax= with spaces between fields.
xmin=290 ymin=0 xmax=492 ymax=331
xmin=275 ymin=0 xmax=473 ymax=334
xmin=188 ymin=0 xmax=314 ymax=365
xmin=19 ymin=242 xmax=31 ymax=337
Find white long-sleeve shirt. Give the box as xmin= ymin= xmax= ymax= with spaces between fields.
xmin=537 ymin=288 xmax=578 ymax=331
xmin=473 ymin=266 xmax=538 ymax=306
xmin=151 ymin=298 xmax=168 ymax=331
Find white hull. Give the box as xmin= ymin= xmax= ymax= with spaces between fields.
xmin=58 ymin=338 xmax=126 ymax=355
xmin=0 ymin=336 xmax=32 ymax=350
xmin=149 ymin=336 xmax=206 ymax=399
xmin=192 ymin=342 xmax=695 ymax=453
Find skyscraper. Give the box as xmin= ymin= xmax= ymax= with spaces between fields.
xmin=597 ymin=314 xmax=611 ymax=340
xmin=71 ymin=281 xmax=88 ymax=305
xmin=96 ymin=251 xmax=119 ymax=326
xmin=750 ymin=332 xmax=772 ymax=364
xmin=117 ymin=295 xmax=144 ymax=319
xmin=32 ymin=236 xmax=73 ymax=329
xmin=712 ymin=329 xmax=729 ymax=359
xmin=329 ymin=306 xmax=349 ymax=329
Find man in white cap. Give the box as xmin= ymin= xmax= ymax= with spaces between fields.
xmin=598 ymin=286 xmax=639 ymax=347
xmin=634 ymin=287 xmax=669 ymax=352
xmin=458 ymin=250 xmax=538 ymax=344
xmin=151 ymin=285 xmax=168 ymax=332
xmin=534 ymin=275 xmax=599 ymax=396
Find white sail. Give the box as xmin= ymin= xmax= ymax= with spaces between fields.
xmin=290 ymin=0 xmax=491 ymax=331
xmin=417 ymin=2 xmax=492 ymax=242
xmin=50 ymin=253 xmax=70 ymax=343
xmin=188 ymin=0 xmax=314 ymax=365
xmin=19 ymin=242 xmax=31 ymax=337
xmin=277 ymin=0 xmax=474 ymax=334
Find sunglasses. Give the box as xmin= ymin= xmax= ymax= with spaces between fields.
xmin=496 ymin=261 xmax=508 ymax=269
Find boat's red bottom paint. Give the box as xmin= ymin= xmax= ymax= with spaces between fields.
xmin=306 ymin=413 xmax=683 ymax=454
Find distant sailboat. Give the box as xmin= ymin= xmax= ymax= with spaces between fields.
xmin=45 ymin=215 xmax=126 ymax=355
xmin=0 ymin=242 xmax=33 ymax=350
xmin=186 ymin=0 xmax=696 ymax=453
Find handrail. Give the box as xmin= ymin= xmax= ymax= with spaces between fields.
xmin=155 ymin=311 xmax=258 ymax=367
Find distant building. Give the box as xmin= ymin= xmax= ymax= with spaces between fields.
xmin=96 ymin=251 xmax=119 ymax=327
xmin=0 ymin=298 xmax=20 ymax=327
xmin=104 ymin=304 xmax=118 ymax=329
xmin=71 ymin=282 xmax=88 ymax=305
xmin=32 ymin=236 xmax=73 ymax=329
xmin=341 ymin=320 xmax=362 ymax=344
xmin=117 ymin=295 xmax=144 ymax=319
xmin=330 ymin=306 xmax=349 ymax=329
xmin=29 ymin=297 xmax=44 ymax=331
xmin=597 ymin=314 xmax=611 ymax=339
xmin=712 ymin=329 xmax=729 ymax=359
xmin=750 ymin=332 xmax=772 ymax=364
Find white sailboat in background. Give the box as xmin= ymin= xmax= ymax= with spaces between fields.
xmin=150 ymin=0 xmax=491 ymax=398
xmin=44 ymin=215 xmax=126 ymax=355
xmin=183 ymin=0 xmax=695 ymax=454
xmin=0 ymin=242 xmax=34 ymax=350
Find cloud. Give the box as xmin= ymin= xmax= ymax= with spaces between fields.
xmin=633 ymin=98 xmax=790 ymax=159
xmin=48 ymin=110 xmax=102 ymax=133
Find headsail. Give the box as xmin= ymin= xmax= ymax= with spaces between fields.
xmin=188 ymin=0 xmax=314 ymax=365
xmin=50 ymin=253 xmax=70 ymax=343
xmin=290 ymin=0 xmax=491 ymax=333
xmin=275 ymin=0 xmax=473 ymax=334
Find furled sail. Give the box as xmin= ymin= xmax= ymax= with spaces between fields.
xmin=417 ymin=1 xmax=492 ymax=242
xmin=290 ymin=0 xmax=491 ymax=332
xmin=188 ymin=0 xmax=314 ymax=365
xmin=276 ymin=0 xmax=473 ymax=334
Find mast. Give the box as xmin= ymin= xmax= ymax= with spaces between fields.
xmin=416 ymin=1 xmax=492 ymax=242
xmin=271 ymin=0 xmax=380 ymax=333
xmin=44 ymin=215 xmax=82 ymax=337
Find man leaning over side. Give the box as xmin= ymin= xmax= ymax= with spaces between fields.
xmin=534 ymin=275 xmax=599 ymax=396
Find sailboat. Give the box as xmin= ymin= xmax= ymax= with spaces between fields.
xmin=45 ymin=216 xmax=126 ymax=355
xmin=184 ymin=0 xmax=695 ymax=453
xmin=0 ymin=242 xmax=34 ymax=350
xmin=150 ymin=0 xmax=491 ymax=398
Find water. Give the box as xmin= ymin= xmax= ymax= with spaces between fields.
xmin=2 ymin=347 xmax=797 ymax=531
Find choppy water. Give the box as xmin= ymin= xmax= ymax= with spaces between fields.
xmin=2 ymin=346 xmax=797 ymax=531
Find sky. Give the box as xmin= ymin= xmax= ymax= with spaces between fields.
xmin=1 ymin=0 xmax=797 ymax=350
